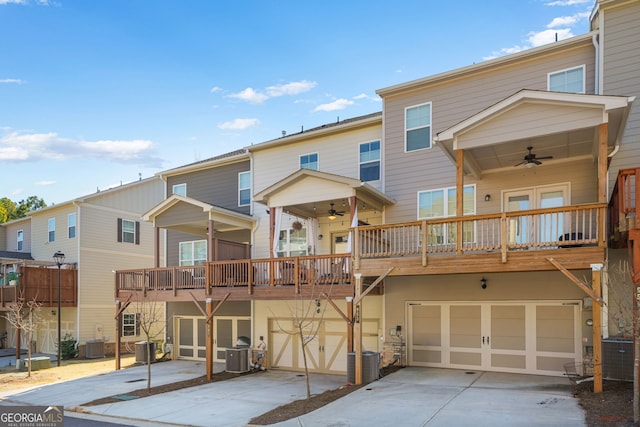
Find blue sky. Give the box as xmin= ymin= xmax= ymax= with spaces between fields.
xmin=1 ymin=0 xmax=594 ymax=205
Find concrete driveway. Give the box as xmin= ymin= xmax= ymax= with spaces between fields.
xmin=0 ymin=360 xmax=586 ymax=427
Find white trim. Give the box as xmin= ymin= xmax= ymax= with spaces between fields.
xmin=299 ymin=152 xmax=319 ymax=171
xmin=16 ymin=229 xmax=23 ymax=251
xmin=172 ymin=183 xmax=187 ymax=197
xmin=67 ymin=212 xmax=77 ymax=239
xmin=238 ymin=171 xmax=251 ymax=207
xmin=358 ymin=139 xmax=381 ymax=182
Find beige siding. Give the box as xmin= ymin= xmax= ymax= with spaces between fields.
xmin=30 ymin=204 xmax=80 ymax=263
xmin=166 ymin=160 xmax=251 ymax=215
xmin=88 ymin=178 xmax=165 ymax=214
xmin=602 ymin=2 xmax=640 ymax=184
xmin=251 ymin=122 xmax=382 ymax=258
xmin=383 ymin=42 xmax=595 ymax=223
xmin=2 ymin=218 xmax=31 ymax=253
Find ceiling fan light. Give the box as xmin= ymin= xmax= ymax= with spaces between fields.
xmin=524 ymin=162 xmax=535 ymax=168
xmin=328 ymin=214 xmax=337 ymax=221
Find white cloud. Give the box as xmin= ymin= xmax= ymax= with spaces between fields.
xmin=228 ymin=80 xmax=317 ymax=104
xmin=227 ymin=87 xmax=268 ymax=104
xmin=0 ymin=129 xmax=163 ymax=166
xmin=353 ymin=93 xmax=381 ymax=102
xmin=266 ymin=80 xmax=317 ymax=97
xmin=218 ymin=118 xmax=260 ymax=130
xmin=545 ymin=0 xmax=591 ymax=6
xmin=528 ymin=28 xmax=574 ymax=47
xmin=210 ymin=86 xmax=222 ymax=93
xmin=0 ymin=0 xmax=26 ymax=4
xmin=0 ymin=78 xmax=25 ymax=84
xmin=35 ymin=180 xmax=56 ymax=186
xmin=313 ymin=99 xmax=354 ymax=112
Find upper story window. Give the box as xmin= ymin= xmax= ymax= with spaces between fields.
xmin=418 ymin=185 xmax=476 ymax=245
xmin=359 ymin=140 xmax=381 ymax=182
xmin=548 ymin=65 xmax=585 ymax=93
xmin=17 ymin=229 xmax=23 ymax=251
xmin=405 ymin=102 xmax=432 ymax=152
xmin=179 ymin=240 xmax=207 ymax=266
xmin=172 ymin=183 xmax=187 ymax=196
xmin=299 ymin=153 xmax=318 ymax=170
xmin=68 ymin=213 xmax=76 ymax=239
xmin=238 ymin=171 xmax=251 ymax=207
xmin=117 ymin=218 xmax=140 ymax=244
xmin=48 ymin=218 xmax=55 ymax=242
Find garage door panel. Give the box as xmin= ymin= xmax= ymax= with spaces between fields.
xmin=492 ymin=354 xmax=526 ymax=369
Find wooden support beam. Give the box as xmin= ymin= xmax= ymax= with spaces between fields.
xmin=347 ymin=298 xmax=354 ymax=353
xmin=206 ymin=298 xmax=214 ymax=381
xmin=114 ymin=295 xmax=132 ymax=371
xmin=354 ymin=273 xmax=363 ymax=385
xmin=354 ymin=267 xmax=394 ymax=306
xmin=321 ymin=292 xmax=351 ymax=324
xmin=189 ymin=292 xmax=208 ymax=317
xmin=208 ymin=220 xmax=215 ymax=262
xmin=422 ymin=220 xmax=428 ymax=267
xmin=456 ymin=149 xmax=464 ymax=255
xmin=154 ymin=226 xmax=160 ymax=268
xmin=592 ymin=265 xmax=603 ymax=393
xmin=598 ymin=124 xmax=608 ymax=247
xmin=546 ymin=258 xmax=603 ymax=303
xmin=501 ymin=213 xmax=508 ymax=263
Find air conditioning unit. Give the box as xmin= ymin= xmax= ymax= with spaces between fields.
xmin=85 ymin=340 xmax=105 ymax=359
xmin=226 ymin=348 xmax=249 ymax=373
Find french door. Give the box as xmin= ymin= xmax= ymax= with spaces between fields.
xmin=504 ymin=184 xmax=569 ymax=246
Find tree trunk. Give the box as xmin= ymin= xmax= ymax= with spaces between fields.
xmin=26 ymin=330 xmax=32 ymax=378
xmin=299 ymin=328 xmax=311 ymax=400
xmin=147 ymin=341 xmax=152 ymax=390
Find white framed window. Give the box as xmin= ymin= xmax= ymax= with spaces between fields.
xmin=418 ymin=185 xmax=476 ymax=244
xmin=277 ymin=228 xmax=308 ymax=257
xmin=179 ymin=240 xmax=207 ymax=266
xmin=548 ymin=65 xmax=585 ymax=93
xmin=405 ymin=102 xmax=432 ymax=152
xmin=68 ymin=213 xmax=76 ymax=239
xmin=238 ymin=171 xmax=251 ymax=207
xmin=359 ymin=140 xmax=381 ymax=182
xmin=299 ymin=153 xmax=318 ymax=170
xmin=172 ymin=183 xmax=187 ymax=196
xmin=117 ymin=218 xmax=139 ymax=244
xmin=122 ymin=313 xmax=139 ymax=337
xmin=17 ymin=229 xmax=23 ymax=251
xmin=48 ymin=218 xmax=55 ymax=242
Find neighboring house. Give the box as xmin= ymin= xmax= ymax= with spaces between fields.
xmin=1 ymin=177 xmax=164 ymax=357
xmin=114 ymin=0 xmax=638 ymax=388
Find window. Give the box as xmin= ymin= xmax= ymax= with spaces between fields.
xmin=179 ymin=240 xmax=207 ymax=266
xmin=405 ymin=103 xmax=432 ymax=151
xmin=277 ymin=228 xmax=308 ymax=257
xmin=299 ymin=153 xmax=318 ymax=170
xmin=117 ymin=218 xmax=140 ymax=244
xmin=172 ymin=183 xmax=187 ymax=196
xmin=238 ymin=171 xmax=251 ymax=206
xmin=17 ymin=229 xmax=23 ymax=251
xmin=48 ymin=218 xmax=55 ymax=243
xmin=122 ymin=313 xmax=139 ymax=337
xmin=359 ymin=140 xmax=381 ymax=182
xmin=68 ymin=213 xmax=76 ymax=239
xmin=418 ymin=185 xmax=475 ymax=244
xmin=548 ymin=65 xmax=585 ymax=93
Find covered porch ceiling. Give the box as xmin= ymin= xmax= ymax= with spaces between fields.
xmin=435 ymin=89 xmax=635 ymax=178
xmin=142 ymin=194 xmax=255 ymax=237
xmin=253 ymin=169 xmax=395 ymax=221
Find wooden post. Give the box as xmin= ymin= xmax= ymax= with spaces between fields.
xmin=154 ymin=226 xmax=160 ymax=268
xmin=598 ymin=124 xmax=608 ymax=247
xmin=206 ymin=298 xmax=214 ymax=381
xmin=592 ymin=264 xmax=603 ymax=393
xmin=269 ymin=208 xmax=275 ymax=286
xmin=456 ymin=149 xmax=464 ymax=254
xmin=347 ymin=297 xmax=354 ymax=353
xmin=354 ymin=273 xmax=363 ymax=385
xmin=208 ymin=220 xmax=215 ymax=262
xmin=115 ymin=300 xmax=122 ymax=370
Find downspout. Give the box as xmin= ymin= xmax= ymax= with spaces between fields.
xmin=592 ymin=33 xmax=600 ymax=95
xmin=72 ymin=201 xmax=81 ymax=345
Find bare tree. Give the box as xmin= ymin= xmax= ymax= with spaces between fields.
xmin=4 ymin=296 xmax=44 ymax=377
xmin=132 ymin=293 xmax=166 ymax=390
xmin=270 ymin=267 xmax=337 ymax=399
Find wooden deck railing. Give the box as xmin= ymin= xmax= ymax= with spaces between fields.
xmin=116 ymin=254 xmax=351 ymax=295
xmin=355 ymin=203 xmax=605 ymax=263
xmin=0 ymin=267 xmax=77 ymax=308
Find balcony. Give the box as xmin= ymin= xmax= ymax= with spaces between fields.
xmin=115 ymin=253 xmax=353 ymax=302
xmin=609 ymin=167 xmax=640 ymax=282
xmin=0 ymin=266 xmax=78 ymax=309
xmin=354 ymin=203 xmax=606 ymax=276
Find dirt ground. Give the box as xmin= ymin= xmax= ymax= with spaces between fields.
xmin=0 ymin=358 xmax=636 ymax=426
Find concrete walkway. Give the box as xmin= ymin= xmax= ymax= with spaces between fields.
xmin=0 ymin=361 xmax=586 ymax=427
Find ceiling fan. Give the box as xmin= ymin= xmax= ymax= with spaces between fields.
xmin=514 ymin=146 xmax=553 ymax=168
xmin=327 ymin=202 xmax=345 ymax=220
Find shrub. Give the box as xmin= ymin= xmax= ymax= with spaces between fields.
xmin=59 ymin=333 xmax=78 ymax=359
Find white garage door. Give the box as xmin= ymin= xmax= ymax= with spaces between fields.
xmin=408 ymin=301 xmax=580 ymax=376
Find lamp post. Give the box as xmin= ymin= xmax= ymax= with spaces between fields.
xmin=53 ymin=251 xmax=65 ymax=367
